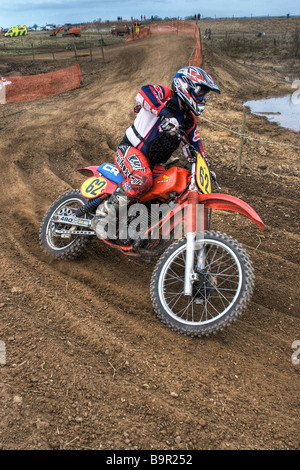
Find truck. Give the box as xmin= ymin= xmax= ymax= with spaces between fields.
xmin=5 ymin=25 xmax=27 ymax=37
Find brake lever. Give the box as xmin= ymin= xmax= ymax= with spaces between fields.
xmin=210 ymin=171 xmax=221 ymax=190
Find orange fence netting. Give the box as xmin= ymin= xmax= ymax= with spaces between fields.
xmin=126 ymin=21 xmax=202 ymax=67
xmin=0 ymin=64 xmax=82 ymax=105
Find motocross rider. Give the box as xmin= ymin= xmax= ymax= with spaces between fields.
xmin=93 ymin=66 xmax=220 ymax=238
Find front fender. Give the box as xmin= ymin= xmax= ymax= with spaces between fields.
xmin=150 ymin=192 xmax=265 ymax=238
xmin=199 ymin=193 xmax=265 ymax=229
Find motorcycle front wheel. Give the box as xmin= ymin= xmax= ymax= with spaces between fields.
xmin=150 ymin=231 xmax=255 ymax=337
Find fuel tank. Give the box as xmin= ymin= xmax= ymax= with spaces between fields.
xmin=140 ymin=166 xmax=190 ymax=202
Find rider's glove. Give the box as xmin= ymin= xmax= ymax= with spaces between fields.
xmin=160 ymin=114 xmax=180 ymax=132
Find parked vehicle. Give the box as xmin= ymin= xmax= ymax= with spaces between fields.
xmin=50 ymin=25 xmax=81 ymax=37
xmin=111 ymin=24 xmax=130 ymax=36
xmin=45 ymin=24 xmax=56 ymax=31
xmin=5 ymin=25 xmax=27 ymax=37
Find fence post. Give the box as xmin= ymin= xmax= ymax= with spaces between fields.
xmin=90 ymin=43 xmax=93 ymax=61
xmin=198 ymin=25 xmax=203 ymax=59
xmin=237 ymin=107 xmax=247 ymax=171
xmin=100 ymin=36 xmax=105 ymax=63
xmin=73 ymin=42 xmax=77 ymax=59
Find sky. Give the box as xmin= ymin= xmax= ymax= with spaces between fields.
xmin=0 ymin=0 xmax=299 ymax=28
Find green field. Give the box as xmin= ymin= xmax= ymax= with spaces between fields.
xmin=0 ymin=30 xmax=123 ymax=56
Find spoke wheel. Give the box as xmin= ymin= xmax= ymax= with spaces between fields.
xmin=40 ymin=190 xmax=92 ymax=259
xmin=151 ymin=231 xmax=254 ymax=337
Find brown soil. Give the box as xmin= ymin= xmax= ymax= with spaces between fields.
xmin=0 ymin=24 xmax=299 ymax=451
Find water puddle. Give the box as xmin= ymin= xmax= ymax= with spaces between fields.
xmin=244 ymin=92 xmax=300 ymax=132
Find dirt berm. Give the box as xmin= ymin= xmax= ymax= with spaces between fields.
xmin=0 ymin=33 xmax=299 ymax=450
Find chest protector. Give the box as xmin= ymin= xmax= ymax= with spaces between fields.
xmin=146 ymin=99 xmax=194 ymax=166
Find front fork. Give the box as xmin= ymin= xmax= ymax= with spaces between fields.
xmin=184 ymin=232 xmax=196 ymax=296
xmin=184 ymin=189 xmax=209 ymax=296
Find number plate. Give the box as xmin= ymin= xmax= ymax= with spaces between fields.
xmin=196 ymin=153 xmax=212 ymax=194
xmin=80 ymin=177 xmax=108 ymax=199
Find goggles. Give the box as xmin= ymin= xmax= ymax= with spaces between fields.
xmin=193 ymin=85 xmax=210 ymax=101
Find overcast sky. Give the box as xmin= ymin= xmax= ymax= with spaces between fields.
xmin=1 ymin=0 xmax=299 ymax=28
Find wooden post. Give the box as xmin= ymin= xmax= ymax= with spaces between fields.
xmin=90 ymin=43 xmax=93 ymax=61
xmin=237 ymin=107 xmax=247 ymax=171
xmin=100 ymin=35 xmax=105 ymax=63
xmin=198 ymin=25 xmax=203 ymax=59
xmin=73 ymin=42 xmax=77 ymax=59
xmin=31 ymin=43 xmax=35 ymax=60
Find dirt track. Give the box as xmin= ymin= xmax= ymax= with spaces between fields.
xmin=0 ymin=29 xmax=300 ymax=450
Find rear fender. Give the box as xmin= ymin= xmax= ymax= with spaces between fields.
xmin=77 ymin=166 xmax=100 ymax=177
xmin=78 ymin=167 xmax=117 ymax=199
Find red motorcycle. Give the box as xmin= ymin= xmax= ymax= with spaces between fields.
xmin=40 ymin=129 xmax=265 ymax=337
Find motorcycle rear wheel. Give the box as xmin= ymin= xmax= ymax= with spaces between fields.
xmin=150 ymin=231 xmax=254 ymax=337
xmin=39 ymin=190 xmax=92 ymax=260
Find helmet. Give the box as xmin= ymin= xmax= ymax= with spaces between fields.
xmin=172 ymin=66 xmax=220 ymax=115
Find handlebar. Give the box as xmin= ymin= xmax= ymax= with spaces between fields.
xmin=174 ymin=127 xmax=221 ymax=190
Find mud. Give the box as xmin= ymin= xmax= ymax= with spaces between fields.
xmin=0 ymin=29 xmax=299 ymax=450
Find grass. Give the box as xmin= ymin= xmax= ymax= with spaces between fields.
xmin=205 ymin=30 xmax=300 ymax=59
xmin=0 ymin=32 xmax=123 ymax=56
xmin=1 ymin=21 xmax=299 ymax=60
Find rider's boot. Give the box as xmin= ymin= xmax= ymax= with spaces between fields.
xmin=92 ymin=184 xmax=134 ymax=239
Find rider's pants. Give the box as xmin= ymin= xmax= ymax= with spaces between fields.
xmin=114 ymin=145 xmax=153 ymax=199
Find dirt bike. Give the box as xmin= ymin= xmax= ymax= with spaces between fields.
xmin=40 ymin=129 xmax=265 ymax=337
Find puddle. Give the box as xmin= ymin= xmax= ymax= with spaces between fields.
xmin=244 ymin=93 xmax=300 ymax=132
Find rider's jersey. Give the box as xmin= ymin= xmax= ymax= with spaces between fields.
xmin=124 ymin=85 xmax=204 ymax=164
